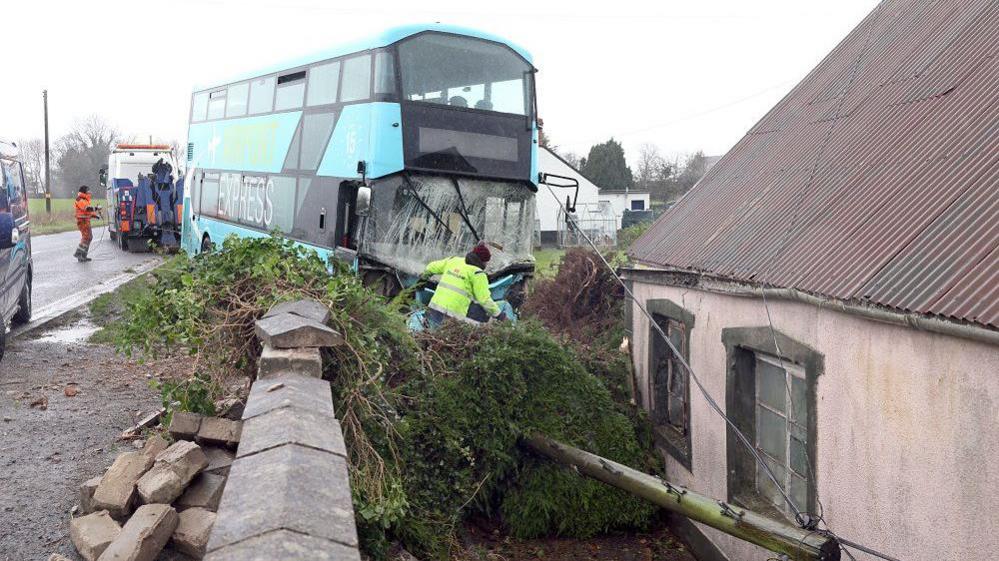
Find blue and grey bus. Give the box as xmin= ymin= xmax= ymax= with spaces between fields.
xmin=181 ymin=24 xmax=541 ymax=303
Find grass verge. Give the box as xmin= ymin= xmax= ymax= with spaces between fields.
xmin=28 ymin=198 xmax=107 ymax=235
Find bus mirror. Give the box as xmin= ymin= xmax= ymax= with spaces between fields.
xmin=356 ymin=186 xmax=372 ymax=217
xmin=99 ymin=168 xmax=108 ymax=188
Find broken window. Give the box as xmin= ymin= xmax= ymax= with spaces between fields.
xmin=358 ymin=174 xmax=535 ymax=277
xmin=647 ymin=299 xmax=694 ymax=470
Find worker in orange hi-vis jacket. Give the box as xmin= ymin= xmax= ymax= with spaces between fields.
xmin=73 ymin=185 xmax=101 ymax=263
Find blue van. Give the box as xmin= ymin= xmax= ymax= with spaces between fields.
xmin=0 ymin=140 xmax=32 ymax=362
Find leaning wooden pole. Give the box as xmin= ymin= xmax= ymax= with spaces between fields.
xmin=522 ymin=433 xmax=840 ymax=561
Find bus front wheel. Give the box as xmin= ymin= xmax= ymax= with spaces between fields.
xmin=201 ymin=234 xmax=214 ymax=254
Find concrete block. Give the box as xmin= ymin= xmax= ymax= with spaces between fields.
xmin=172 ymin=507 xmax=216 ymax=559
xmin=136 ymin=441 xmax=207 ymax=504
xmin=135 ymin=466 xmax=184 ymax=505
xmin=263 ymin=299 xmax=331 ymax=324
xmin=139 ymin=435 xmax=169 ymax=463
xmin=93 ymin=452 xmax=155 ymax=518
xmin=205 ymin=529 xmax=360 ymax=561
xmin=97 ymin=504 xmax=178 ymax=561
xmin=80 ymin=476 xmax=101 ymax=515
xmin=242 ymin=375 xmax=334 ymax=420
xmin=177 ymin=473 xmax=226 ymax=511
xmin=257 ymin=345 xmax=323 ymax=379
xmin=254 ymin=312 xmax=342 ymax=349
xmin=207 ymin=445 xmax=358 ymax=551
xmin=169 ymin=412 xmax=203 ymax=440
xmin=196 ymin=417 xmax=242 ymax=448
xmin=238 ymin=406 xmax=345 ymax=459
xmin=202 ymin=447 xmax=235 ymax=476
xmin=70 ymin=510 xmax=121 ymax=561
xmin=155 ymin=440 xmax=209 ymax=481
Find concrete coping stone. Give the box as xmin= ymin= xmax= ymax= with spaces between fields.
xmin=242 ymin=374 xmax=334 ymax=420
xmin=206 ymin=444 xmax=358 ymax=552
xmin=204 ymin=529 xmax=361 ymax=561
xmin=254 ymin=313 xmax=343 ymax=349
xmin=237 ymin=406 xmax=346 ymax=459
xmin=263 ymin=299 xmax=332 ymax=324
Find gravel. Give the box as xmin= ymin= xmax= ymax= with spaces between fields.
xmin=0 ymin=318 xmax=187 ymax=561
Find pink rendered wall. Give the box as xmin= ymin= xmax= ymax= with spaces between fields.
xmin=630 ymin=282 xmax=999 ymax=561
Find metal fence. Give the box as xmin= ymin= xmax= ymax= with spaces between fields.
xmin=557 ymin=203 xmax=617 ymax=248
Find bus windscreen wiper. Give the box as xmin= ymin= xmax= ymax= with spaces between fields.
xmin=403 ymin=175 xmax=453 ymax=236
xmin=449 ymin=177 xmax=481 ymax=241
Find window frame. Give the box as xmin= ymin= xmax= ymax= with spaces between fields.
xmin=721 ymin=326 xmax=822 ymax=523
xmin=647 ymin=299 xmax=695 ymax=471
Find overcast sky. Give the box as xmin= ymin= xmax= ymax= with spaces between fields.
xmin=1 ymin=0 xmax=878 ymax=164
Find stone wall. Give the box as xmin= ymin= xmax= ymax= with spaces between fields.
xmin=204 ymin=300 xmax=360 ymax=560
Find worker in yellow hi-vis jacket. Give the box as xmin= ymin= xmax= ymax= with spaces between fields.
xmin=422 ymin=242 xmax=508 ymax=327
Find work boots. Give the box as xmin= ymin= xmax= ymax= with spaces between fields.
xmin=74 ymin=244 xmax=91 ymax=262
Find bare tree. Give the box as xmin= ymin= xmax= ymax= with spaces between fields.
xmin=559 ymin=151 xmax=583 ymax=170
xmin=53 ymin=115 xmax=120 ymax=198
xmin=16 ymin=138 xmax=46 ymax=195
xmin=170 ymin=139 xmax=187 ymax=174
xmin=634 ymin=143 xmax=676 ymax=201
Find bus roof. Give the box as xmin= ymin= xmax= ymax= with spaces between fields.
xmin=193 ymin=23 xmax=533 ymax=92
xmin=0 ymin=140 xmax=19 ymax=160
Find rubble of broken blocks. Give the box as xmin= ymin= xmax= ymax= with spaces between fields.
xmin=70 ymin=412 xmax=241 ymax=561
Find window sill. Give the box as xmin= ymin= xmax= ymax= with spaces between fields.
xmin=653 ymin=424 xmax=692 ymax=472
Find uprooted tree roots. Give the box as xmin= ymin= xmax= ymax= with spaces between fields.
xmin=112 ymin=236 xmax=658 ymax=559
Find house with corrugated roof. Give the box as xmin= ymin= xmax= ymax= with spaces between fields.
xmin=621 ymin=1 xmax=999 ymax=560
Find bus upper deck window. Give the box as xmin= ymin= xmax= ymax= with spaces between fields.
xmin=374 ymin=52 xmax=396 ymax=95
xmin=307 ymin=61 xmax=341 ymax=106
xmin=227 ymin=83 xmax=249 ymax=117
xmin=191 ymin=92 xmax=209 ymax=122
xmin=207 ymin=89 xmax=227 ymax=120
xmin=276 ymin=71 xmax=307 ymax=110
xmin=398 ymin=33 xmax=533 ymax=116
xmin=249 ymin=76 xmax=277 ymax=115
xmin=341 ymin=55 xmax=372 ymax=102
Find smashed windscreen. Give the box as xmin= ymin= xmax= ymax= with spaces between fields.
xmin=359 ymin=174 xmax=536 ymax=276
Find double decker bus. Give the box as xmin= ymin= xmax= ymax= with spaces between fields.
xmin=181 ymin=24 xmax=539 ymax=301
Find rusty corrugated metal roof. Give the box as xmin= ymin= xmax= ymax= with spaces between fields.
xmin=630 ymin=0 xmax=999 ymax=330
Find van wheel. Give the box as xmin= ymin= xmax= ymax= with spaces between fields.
xmin=200 ymin=234 xmax=214 ymax=254
xmin=11 ymin=278 xmax=31 ymax=325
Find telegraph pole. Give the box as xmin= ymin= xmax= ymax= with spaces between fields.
xmin=43 ymin=90 xmax=51 ymax=214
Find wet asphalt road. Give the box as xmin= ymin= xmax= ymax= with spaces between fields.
xmin=28 ymin=226 xmax=162 ymax=313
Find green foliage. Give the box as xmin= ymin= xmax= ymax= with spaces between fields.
xmin=150 ymin=373 xmax=219 ymax=427
xmin=110 ymin=235 xmax=657 ymax=559
xmin=581 ymin=138 xmax=634 ymax=189
xmin=617 ymin=222 xmax=652 ymax=250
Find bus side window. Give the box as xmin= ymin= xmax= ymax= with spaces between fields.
xmin=191 ymin=92 xmax=209 ymax=122
xmin=341 ymin=55 xmax=371 ymax=102
xmin=307 ymin=61 xmax=340 ymax=106
xmin=249 ymin=76 xmax=276 ymax=115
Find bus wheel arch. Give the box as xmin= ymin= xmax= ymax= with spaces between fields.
xmin=200 ymin=233 xmax=214 ymax=254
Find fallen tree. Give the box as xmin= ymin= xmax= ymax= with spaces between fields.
xmin=111 ymin=236 xmax=658 ymax=559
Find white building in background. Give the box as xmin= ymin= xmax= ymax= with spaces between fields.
xmin=599 ymin=189 xmax=651 ymax=229
xmin=536 ymin=147 xmax=608 ymax=246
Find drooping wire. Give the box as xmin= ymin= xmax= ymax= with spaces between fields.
xmin=542 ymin=181 xmax=806 ymax=525
xmin=544 ymin=182 xmax=903 ymax=561
xmin=754 ymin=1 xmax=900 ymax=560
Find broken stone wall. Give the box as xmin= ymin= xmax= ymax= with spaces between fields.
xmin=204 ymin=299 xmax=360 ymax=560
